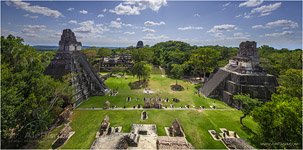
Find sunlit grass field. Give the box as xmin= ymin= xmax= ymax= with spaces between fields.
xmin=36 ymin=73 xmax=258 ymax=149
xmin=56 ymin=109 xmax=258 ymax=149
xmin=79 ymin=74 xmax=229 ymax=109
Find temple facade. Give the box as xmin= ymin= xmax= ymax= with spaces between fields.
xmin=45 ymin=29 xmax=109 ymax=107
xmin=200 ymin=41 xmax=278 ymax=108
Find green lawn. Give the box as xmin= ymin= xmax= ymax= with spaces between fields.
xmin=58 ymin=109 xmax=258 ymax=149
xmin=79 ymin=74 xmax=229 ymax=109
xmin=36 ymin=74 xmax=258 ymax=149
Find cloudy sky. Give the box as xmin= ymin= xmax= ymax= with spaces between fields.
xmin=1 ymin=0 xmax=302 ymax=49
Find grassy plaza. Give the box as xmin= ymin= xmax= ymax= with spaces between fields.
xmin=36 ymin=73 xmax=258 ymax=149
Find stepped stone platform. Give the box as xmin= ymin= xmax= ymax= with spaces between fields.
xmin=45 ymin=29 xmax=109 ymax=106
xmin=91 ymin=122 xmax=192 ymax=149
xmin=201 ymin=41 xmax=277 ymax=107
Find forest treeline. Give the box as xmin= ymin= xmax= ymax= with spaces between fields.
xmin=83 ymin=40 xmax=301 ymax=78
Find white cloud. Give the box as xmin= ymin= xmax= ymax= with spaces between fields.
xmin=109 ymin=18 xmax=122 ymax=29
xmin=124 ymin=31 xmax=135 ymax=35
xmin=144 ymin=21 xmax=165 ymax=26
xmin=23 ymin=14 xmax=38 ymax=19
xmin=74 ymin=20 xmax=94 ymax=33
xmin=67 ymin=7 xmax=74 ymax=11
xmin=233 ymin=32 xmax=251 ymax=39
xmin=223 ymin=2 xmax=231 ymax=7
xmin=49 ymin=32 xmax=62 ymax=38
xmin=194 ymin=13 xmax=200 ymax=17
xmin=123 ymin=23 xmax=133 ymax=27
xmin=103 ymin=8 xmax=107 ymax=12
xmin=68 ymin=20 xmax=78 ymax=24
xmin=237 ymin=2 xmax=281 ymax=18
xmin=146 ymin=0 xmax=167 ymax=11
xmin=251 ymin=2 xmax=281 ymax=16
xmin=265 ymin=31 xmax=293 ymax=37
xmin=73 ymin=20 xmax=109 ymax=34
xmin=239 ymin=0 xmax=263 ymax=7
xmin=24 ymin=33 xmax=38 ymax=37
xmin=110 ymin=0 xmax=167 ymax=15
xmin=252 ymin=20 xmax=299 ymax=29
xmin=109 ymin=3 xmax=141 ymax=15
xmin=142 ymin=28 xmax=156 ymax=33
xmin=6 ymin=0 xmax=63 ymax=18
xmin=208 ymin=24 xmax=237 ymax=33
xmin=22 ymin=25 xmax=46 ymax=34
xmin=79 ymin=10 xmax=88 ymax=14
xmin=178 ymin=26 xmax=203 ymax=31
xmin=143 ymin=33 xmax=168 ymax=40
xmin=235 ymin=14 xmax=242 ymax=18
xmin=243 ymin=12 xmax=252 ymax=19
xmin=213 ymin=32 xmax=225 ymax=38
xmin=252 ymin=25 xmax=263 ymax=29
xmin=210 ymin=32 xmax=250 ymax=40
xmin=97 ymin=14 xmax=104 ymax=18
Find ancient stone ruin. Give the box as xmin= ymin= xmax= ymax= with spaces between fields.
xmin=208 ymin=128 xmax=254 ymax=149
xmin=201 ymin=41 xmax=277 ymax=107
xmin=136 ymin=41 xmax=144 ymax=48
xmin=91 ymin=123 xmax=193 ymax=149
xmin=45 ymin=29 xmax=109 ymax=107
xmin=58 ymin=29 xmax=82 ymax=51
xmin=99 ymin=54 xmax=133 ymax=72
xmin=97 ymin=115 xmax=110 ymax=136
xmin=141 ymin=111 xmax=148 ymax=120
xmin=57 ymin=105 xmax=73 ymax=125
xmin=168 ymin=119 xmax=185 ymax=137
xmin=144 ymin=99 xmax=162 ymax=109
xmin=52 ymin=123 xmax=75 ymax=149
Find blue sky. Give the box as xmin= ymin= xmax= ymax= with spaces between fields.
xmin=1 ymin=0 xmax=302 ymax=49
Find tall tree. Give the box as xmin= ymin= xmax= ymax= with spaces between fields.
xmin=188 ymin=47 xmax=219 ymax=81
xmin=131 ymin=61 xmax=151 ymax=82
xmin=97 ymin=47 xmax=112 ymax=57
xmin=131 ymin=47 xmax=153 ymax=63
xmin=170 ymin=64 xmax=184 ymax=85
xmin=277 ymin=69 xmax=302 ymax=98
xmin=233 ymin=94 xmax=261 ymax=127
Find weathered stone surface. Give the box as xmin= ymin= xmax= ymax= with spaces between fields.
xmin=45 ymin=29 xmax=109 ymax=107
xmin=168 ymin=119 xmax=184 ymax=137
xmin=136 ymin=41 xmax=143 ymax=48
xmin=59 ymin=29 xmax=82 ymax=51
xmin=201 ymin=41 xmax=277 ymax=107
xmin=52 ymin=123 xmax=74 ymax=149
xmin=99 ymin=54 xmax=133 ymax=72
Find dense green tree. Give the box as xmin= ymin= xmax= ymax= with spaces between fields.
xmin=131 ymin=61 xmax=151 ymax=82
xmin=97 ymin=48 xmax=112 ymax=57
xmin=277 ymin=69 xmax=302 ymax=98
xmin=259 ymin=46 xmax=302 ymax=76
xmin=233 ymin=94 xmax=261 ymax=127
xmin=251 ymin=94 xmax=302 ymax=149
xmin=188 ymin=47 xmax=219 ymax=81
xmin=1 ymin=35 xmax=72 ymax=148
xmin=170 ymin=64 xmax=184 ymax=85
xmin=131 ymin=47 xmax=153 ymax=63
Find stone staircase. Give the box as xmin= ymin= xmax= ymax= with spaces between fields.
xmin=201 ymin=68 xmax=231 ymax=97
xmin=74 ymin=52 xmax=109 ymax=95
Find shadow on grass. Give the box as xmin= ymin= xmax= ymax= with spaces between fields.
xmin=194 ymin=84 xmax=203 ymax=90
xmin=128 ymin=80 xmax=148 ymax=89
xmin=240 ymin=125 xmax=256 ymax=136
xmin=241 ymin=126 xmax=262 ymax=148
xmin=170 ymin=84 xmax=184 ymax=91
